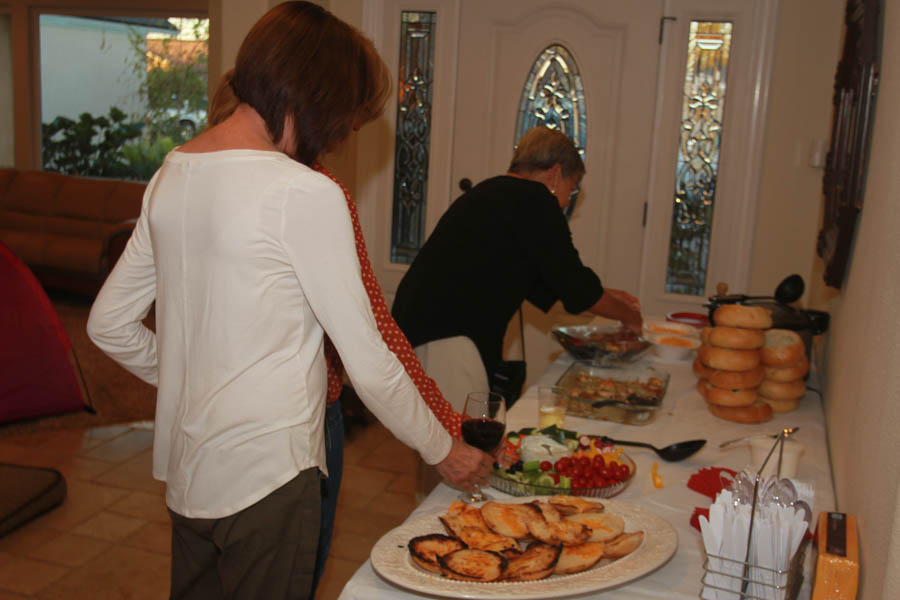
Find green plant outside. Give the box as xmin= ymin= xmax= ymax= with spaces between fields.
xmin=41 ymin=20 xmax=208 ymax=182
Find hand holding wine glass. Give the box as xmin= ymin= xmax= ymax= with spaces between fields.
xmin=458 ymin=391 xmax=506 ymax=503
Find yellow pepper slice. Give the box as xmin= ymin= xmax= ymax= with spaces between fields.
xmin=651 ymin=461 xmax=664 ymax=488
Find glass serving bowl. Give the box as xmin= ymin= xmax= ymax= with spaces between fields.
xmin=551 ymin=324 xmax=651 ymax=366
xmin=489 ymin=453 xmax=636 ymax=499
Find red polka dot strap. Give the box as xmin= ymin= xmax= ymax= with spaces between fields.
xmin=316 ymin=164 xmax=462 ymax=439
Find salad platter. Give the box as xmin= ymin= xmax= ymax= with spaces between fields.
xmin=490 ymin=425 xmax=636 ymax=498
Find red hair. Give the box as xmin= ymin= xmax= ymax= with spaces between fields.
xmin=229 ymin=1 xmax=390 ymax=164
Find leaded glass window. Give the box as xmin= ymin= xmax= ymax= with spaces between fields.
xmin=665 ymin=21 xmax=733 ymax=295
xmin=514 ymin=44 xmax=587 ymax=216
xmin=390 ymin=11 xmax=435 ymax=264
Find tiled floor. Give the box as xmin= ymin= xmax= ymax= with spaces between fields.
xmin=0 ymin=419 xmax=420 ymax=599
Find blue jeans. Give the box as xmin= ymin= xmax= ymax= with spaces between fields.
xmin=311 ymin=397 xmax=344 ymax=594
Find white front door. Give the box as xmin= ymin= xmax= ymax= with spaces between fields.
xmin=638 ymin=0 xmax=779 ymax=318
xmin=450 ymin=0 xmax=664 ymax=388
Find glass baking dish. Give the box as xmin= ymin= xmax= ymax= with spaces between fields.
xmin=555 ymin=361 xmax=670 ymax=425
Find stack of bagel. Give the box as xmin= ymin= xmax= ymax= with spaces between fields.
xmin=758 ymin=329 xmax=809 ymax=412
xmin=694 ymin=305 xmax=773 ymax=424
xmin=694 ymin=305 xmax=810 ymax=422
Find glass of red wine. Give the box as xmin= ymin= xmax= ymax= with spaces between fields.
xmin=459 ymin=391 xmax=506 ymax=503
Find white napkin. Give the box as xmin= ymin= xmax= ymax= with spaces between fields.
xmin=700 ymin=480 xmax=810 ymax=600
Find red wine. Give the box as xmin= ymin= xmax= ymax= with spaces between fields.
xmin=461 ymin=418 xmax=505 ymax=453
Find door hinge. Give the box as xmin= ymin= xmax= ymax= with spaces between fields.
xmin=642 ymin=202 xmax=648 ymax=227
xmin=659 ymin=16 xmax=676 ymax=44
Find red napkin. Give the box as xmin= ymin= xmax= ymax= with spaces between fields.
xmin=688 ymin=466 xmax=738 ymax=499
xmin=688 ymin=467 xmax=737 ymax=533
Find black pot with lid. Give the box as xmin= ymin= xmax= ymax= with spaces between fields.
xmin=705 ymin=274 xmax=829 ymax=356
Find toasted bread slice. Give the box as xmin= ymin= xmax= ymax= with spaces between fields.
xmin=547 ymin=495 xmax=605 ymax=516
xmin=442 ymin=501 xmax=490 ymax=532
xmin=440 ymin=501 xmax=521 ymax=554
xmin=528 ymin=500 xmax=563 ymax=523
xmin=437 ymin=548 xmax=507 ymax=582
xmin=564 ymin=512 xmax=625 ymax=543
xmin=453 ymin=525 xmax=520 ymax=554
xmin=408 ymin=534 xmax=467 ymax=574
xmin=481 ymin=501 xmax=542 ymax=539
xmin=553 ymin=542 xmax=607 ymax=575
xmin=501 ymin=542 xmax=562 ymax=582
xmin=603 ymin=531 xmax=644 ymax=558
xmin=527 ymin=516 xmax=591 ymax=547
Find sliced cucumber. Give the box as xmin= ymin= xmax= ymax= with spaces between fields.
xmin=534 ymin=473 xmax=556 ymax=488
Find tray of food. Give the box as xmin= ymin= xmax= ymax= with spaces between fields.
xmin=555 ymin=362 xmax=669 ymax=425
xmin=490 ymin=426 xmax=635 ymax=498
xmin=551 ymin=324 xmax=651 ymax=366
xmin=369 ymin=495 xmax=677 ymax=598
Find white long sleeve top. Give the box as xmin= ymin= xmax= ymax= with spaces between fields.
xmin=87 ymin=149 xmax=452 ymax=518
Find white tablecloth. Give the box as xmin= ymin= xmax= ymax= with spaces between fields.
xmin=339 ymin=352 xmax=835 ymax=599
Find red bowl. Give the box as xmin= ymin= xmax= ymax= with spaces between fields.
xmin=666 ymin=311 xmax=709 ymax=329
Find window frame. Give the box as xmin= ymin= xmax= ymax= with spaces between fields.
xmin=5 ymin=0 xmax=207 ymax=171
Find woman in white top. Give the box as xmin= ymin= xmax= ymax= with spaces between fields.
xmin=87 ymin=3 xmax=492 ymax=598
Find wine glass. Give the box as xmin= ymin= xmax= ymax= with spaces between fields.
xmin=458 ymin=391 xmax=506 ymax=503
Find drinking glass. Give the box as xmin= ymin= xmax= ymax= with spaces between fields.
xmin=537 ymin=386 xmax=567 ymax=430
xmin=459 ymin=391 xmax=506 ymax=503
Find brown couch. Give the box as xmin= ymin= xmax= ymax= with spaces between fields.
xmin=0 ymin=168 xmax=145 ymax=296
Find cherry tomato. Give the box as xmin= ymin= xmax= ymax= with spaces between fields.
xmin=578 ymin=456 xmax=591 ymax=469
xmin=540 ymin=460 xmax=553 ymax=472
xmin=555 ymin=457 xmax=571 ymax=471
xmin=592 ymin=454 xmax=606 ymax=468
xmin=551 ymin=472 xmax=560 ymax=484
xmin=619 ymin=463 xmax=631 ymax=479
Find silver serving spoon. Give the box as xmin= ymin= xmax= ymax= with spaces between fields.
xmin=719 ymin=427 xmax=799 ymax=449
xmin=591 ymin=399 xmax=659 ymax=411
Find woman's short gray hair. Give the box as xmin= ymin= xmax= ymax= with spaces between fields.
xmin=508 ymin=126 xmax=585 ymax=180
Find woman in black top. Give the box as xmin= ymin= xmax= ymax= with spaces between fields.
xmin=392 ymin=126 xmax=642 ymax=381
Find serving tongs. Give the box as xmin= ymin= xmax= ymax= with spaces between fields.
xmin=719 ymin=427 xmax=799 ymax=450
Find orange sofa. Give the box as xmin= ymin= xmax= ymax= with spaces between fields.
xmin=0 ymin=168 xmax=145 ymax=296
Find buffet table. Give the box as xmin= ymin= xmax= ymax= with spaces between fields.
xmin=339 ymin=351 xmax=835 ymax=599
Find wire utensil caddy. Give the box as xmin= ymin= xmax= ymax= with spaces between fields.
xmin=700 ymin=429 xmax=808 ymax=600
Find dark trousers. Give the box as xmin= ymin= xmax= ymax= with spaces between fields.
xmin=311 ymin=397 xmax=345 ymax=594
xmin=168 ymin=467 xmax=321 ymax=600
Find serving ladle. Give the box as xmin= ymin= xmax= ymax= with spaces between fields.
xmin=599 ymin=436 xmax=706 ymax=462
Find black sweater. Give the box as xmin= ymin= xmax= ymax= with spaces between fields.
xmin=392 ymin=175 xmax=604 ymax=376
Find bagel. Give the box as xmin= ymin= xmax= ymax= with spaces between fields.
xmin=759 ymin=394 xmax=800 ymax=413
xmin=764 ymin=356 xmax=809 ymax=382
xmin=712 ymin=304 xmax=773 ymax=329
xmin=697 ymin=378 xmax=709 ymax=398
xmin=761 ymin=329 xmax=805 ymax=366
xmin=704 ymin=382 xmax=758 ymax=407
xmin=708 ymin=400 xmax=773 ymax=424
xmin=698 ymin=345 xmax=761 ymax=372
xmin=707 ymin=364 xmax=766 ymax=390
xmin=758 ymin=377 xmax=806 ymax=400
xmin=700 ymin=326 xmax=765 ymax=350
xmin=693 ymin=357 xmax=714 ymax=379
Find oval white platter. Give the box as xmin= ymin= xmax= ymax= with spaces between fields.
xmin=369 ymin=496 xmax=678 ymax=599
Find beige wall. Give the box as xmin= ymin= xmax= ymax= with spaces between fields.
xmin=751 ymin=0 xmax=844 ymax=302
xmin=817 ymin=1 xmax=900 ymax=595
